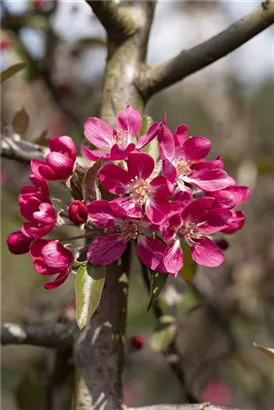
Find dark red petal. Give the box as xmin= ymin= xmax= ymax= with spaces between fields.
xmin=7 ymin=231 xmax=33 ymax=254
xmin=127 ymin=152 xmax=154 ymax=180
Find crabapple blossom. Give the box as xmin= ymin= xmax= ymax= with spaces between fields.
xmin=31 ymin=136 xmax=77 ymax=180
xmin=7 ymin=231 xmax=33 ymax=254
xmin=81 ymin=105 xmax=159 ymax=161
xmin=68 ymin=200 xmax=88 ymax=225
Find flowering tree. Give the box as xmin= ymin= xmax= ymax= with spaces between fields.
xmin=2 ymin=1 xmax=274 ymax=410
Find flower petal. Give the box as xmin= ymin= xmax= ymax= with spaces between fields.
xmin=81 ymin=146 xmax=110 ymax=161
xmin=158 ymin=124 xmax=175 ymax=161
xmin=44 ymin=269 xmax=70 ymax=290
xmin=184 ymin=169 xmax=235 ymax=192
xmin=31 ymin=159 xmax=56 ymax=180
xmin=174 ymin=123 xmax=189 ymax=147
xmin=84 ymin=117 xmax=114 ymax=148
xmin=161 ymin=213 xmax=182 ymax=242
xmin=46 ymin=152 xmax=74 ymax=180
xmin=87 ymin=233 xmax=127 ymax=265
xmin=87 ymin=200 xmax=118 ymax=228
xmin=115 ymin=105 xmax=142 ymax=137
xmin=41 ymin=241 xmax=73 ymax=271
xmin=183 ymin=136 xmax=211 ymax=161
xmin=149 ymin=175 xmax=173 ymax=197
xmin=135 ymin=122 xmax=160 ymax=150
xmin=146 ymin=196 xmax=170 ymax=224
xmin=162 ymin=159 xmax=177 ymax=184
xmin=49 ymin=136 xmax=77 ymax=161
xmin=222 ymin=210 xmax=245 ymax=234
xmin=127 ymin=152 xmax=154 ymax=180
xmin=111 ymin=197 xmax=142 ymax=219
xmin=182 ymin=197 xmax=215 ymax=222
xmin=99 ymin=164 xmax=131 ymax=195
xmin=33 ymin=203 xmax=57 ymax=225
xmin=224 ymin=186 xmax=251 ymax=205
xmin=109 ymin=142 xmax=135 ymax=160
xmin=191 ymin=237 xmax=224 ymax=267
xmin=29 ymin=175 xmax=50 ymax=197
xmin=22 ymin=222 xmax=55 ymax=239
xmin=191 ymin=156 xmax=223 ymax=171
xmin=136 ymin=235 xmax=166 ymax=271
xmin=7 ymin=230 xmax=33 ymax=254
xmin=197 ymin=209 xmax=232 ymax=234
xmin=163 ymin=240 xmax=183 ymax=276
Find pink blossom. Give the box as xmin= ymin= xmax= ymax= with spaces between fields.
xmin=68 ymin=200 xmax=88 ymax=225
xmin=161 ymin=197 xmax=232 ymax=275
xmin=158 ymin=122 xmax=234 ymax=192
xmin=87 ymin=199 xmax=166 ymax=271
xmin=99 ymin=152 xmax=173 ymax=224
xmin=7 ymin=231 xmax=33 ymax=254
xmin=81 ymin=105 xmax=159 ymax=161
xmin=30 ymin=240 xmax=74 ymax=289
xmin=31 ymin=136 xmax=76 ymax=180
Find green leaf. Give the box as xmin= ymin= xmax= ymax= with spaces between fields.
xmin=179 ymin=242 xmax=198 ymax=283
xmin=253 ymin=343 xmax=274 ymax=361
xmin=147 ymin=269 xmax=169 ymax=312
xmin=82 ymin=158 xmax=102 ymax=203
xmin=139 ymin=115 xmax=153 ymax=136
xmin=1 ymin=63 xmax=27 ymax=83
xmin=150 ymin=317 xmax=176 ymax=352
xmin=111 ymin=98 xmax=124 ymax=116
xmin=12 ymin=108 xmax=29 ymax=135
xmin=75 ymin=264 xmax=106 ymax=329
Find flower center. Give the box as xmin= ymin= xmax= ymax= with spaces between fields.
xmin=130 ymin=177 xmax=149 ymax=205
xmin=118 ymin=219 xmax=139 ymax=241
xmin=178 ymin=222 xmax=201 ymax=245
xmin=174 ymin=158 xmax=191 ymax=176
xmin=114 ymin=130 xmax=129 ymax=149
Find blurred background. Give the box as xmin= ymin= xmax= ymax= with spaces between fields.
xmin=1 ymin=1 xmax=274 ymax=409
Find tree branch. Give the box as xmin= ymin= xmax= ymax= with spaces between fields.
xmin=1 ymin=135 xmax=48 ymax=163
xmin=1 ymin=322 xmax=76 ymax=348
xmin=85 ymin=0 xmax=139 ymax=42
xmin=137 ymin=0 xmax=274 ymax=99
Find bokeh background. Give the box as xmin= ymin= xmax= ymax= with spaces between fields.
xmin=1 ymin=1 xmax=274 ymax=409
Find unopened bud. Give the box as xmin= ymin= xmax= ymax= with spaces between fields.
xmin=7 ymin=231 xmax=33 ymax=254
xmin=129 ymin=336 xmax=145 ymax=351
xmin=68 ymin=200 xmax=88 ymax=225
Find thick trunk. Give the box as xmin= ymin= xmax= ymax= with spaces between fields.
xmin=74 ymin=3 xmax=155 ymax=409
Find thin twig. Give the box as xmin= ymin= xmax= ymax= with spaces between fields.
xmin=1 ymin=322 xmax=77 ymax=348
xmin=140 ymin=263 xmax=199 ymax=404
xmin=137 ymin=1 xmax=274 ymax=98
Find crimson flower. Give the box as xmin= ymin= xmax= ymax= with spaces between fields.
xmin=30 ymin=240 xmax=74 ymax=289
xmin=19 ymin=176 xmax=57 ymax=239
xmin=81 ymin=105 xmax=159 ymax=161
xmin=31 ymin=136 xmax=77 ymax=180
xmin=68 ymin=200 xmax=88 ymax=225
xmin=7 ymin=231 xmax=33 ymax=255
xmin=87 ymin=199 xmax=166 ymax=271
xmin=158 ymin=122 xmax=234 ymax=192
xmin=99 ymin=152 xmax=173 ymax=224
xmin=161 ymin=197 xmax=232 ymax=275
xmin=208 ymin=185 xmax=251 ymax=233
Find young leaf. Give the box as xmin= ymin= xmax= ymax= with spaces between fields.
xmin=150 ymin=316 xmax=176 ymax=352
xmin=75 ymin=264 xmax=106 ymax=329
xmin=12 ymin=108 xmax=29 ymax=135
xmin=82 ymin=158 xmax=102 ymax=203
xmin=179 ymin=242 xmax=198 ymax=283
xmin=139 ymin=115 xmax=153 ymax=136
xmin=253 ymin=343 xmax=274 ymax=361
xmin=1 ymin=63 xmax=26 ymax=83
xmin=147 ymin=269 xmax=169 ymax=312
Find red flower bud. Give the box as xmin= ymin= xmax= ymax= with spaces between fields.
xmin=0 ymin=38 xmax=10 ymax=51
xmin=68 ymin=200 xmax=88 ymax=225
xmin=7 ymin=231 xmax=33 ymax=254
xmin=129 ymin=336 xmax=145 ymax=351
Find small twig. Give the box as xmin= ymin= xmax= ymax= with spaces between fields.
xmin=137 ymin=1 xmax=274 ymax=98
xmin=1 ymin=322 xmax=77 ymax=348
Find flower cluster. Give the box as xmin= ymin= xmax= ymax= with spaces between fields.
xmin=7 ymin=105 xmax=251 ymax=290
